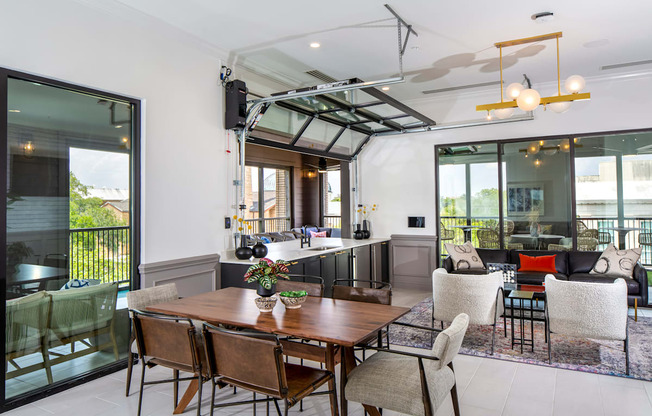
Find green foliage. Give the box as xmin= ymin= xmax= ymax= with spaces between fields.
xmin=244 ymin=258 xmax=290 ymax=289
xmin=330 ymin=196 xmax=341 ymax=202
xmin=70 ymin=172 xmax=126 ymax=229
xmin=279 ymin=290 xmax=308 ymax=298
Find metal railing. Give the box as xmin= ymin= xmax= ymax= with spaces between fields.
xmin=244 ymin=217 xmax=291 ymax=233
xmin=440 ymin=216 xmax=499 ymax=248
xmin=323 ymin=215 xmax=342 ymax=229
xmin=577 ymin=217 xmax=652 ymax=265
xmin=69 ymin=226 xmax=130 ymax=286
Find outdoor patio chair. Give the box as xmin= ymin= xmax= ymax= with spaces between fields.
xmin=477 ymin=228 xmax=500 ymax=249
xmin=439 ymin=222 xmax=455 ymax=242
xmin=345 ymin=313 xmax=470 ymax=416
xmin=545 ymin=275 xmax=629 ymax=374
xmin=125 ymin=283 xmax=179 ymax=396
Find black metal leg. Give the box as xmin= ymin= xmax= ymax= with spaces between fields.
xmin=530 ymin=299 xmax=534 ymax=352
xmin=491 ymin=324 xmax=496 ymax=355
xmin=510 ymin=298 xmax=515 ymax=349
xmin=273 ymin=399 xmax=282 ymax=416
xmin=547 ymin=330 xmax=552 ymax=364
xmin=284 ymin=399 xmax=289 ymax=416
xmin=210 ymin=380 xmax=217 ymax=416
xmin=519 ymin=299 xmax=524 ymax=354
xmin=254 ymin=392 xmax=257 ymax=416
xmin=125 ymin=350 xmax=134 ymax=397
xmin=625 ymin=338 xmax=630 ymax=375
xmin=196 ymin=374 xmax=203 ymax=416
xmin=450 ymin=382 xmax=461 ymax=416
xmin=173 ymin=369 xmax=179 ymax=408
xmin=137 ymin=361 xmax=146 ymax=416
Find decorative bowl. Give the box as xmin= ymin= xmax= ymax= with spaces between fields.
xmin=254 ymin=296 xmax=277 ymax=312
xmin=279 ymin=291 xmax=308 ymax=309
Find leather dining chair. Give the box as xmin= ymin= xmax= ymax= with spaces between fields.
xmin=276 ymin=274 xmax=324 ymax=297
xmin=131 ymin=309 xmax=205 ymax=416
xmin=201 ymin=323 xmax=339 ymax=416
xmin=125 ymin=283 xmax=178 ymax=396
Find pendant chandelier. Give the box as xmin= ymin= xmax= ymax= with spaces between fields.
xmin=476 ymin=32 xmax=591 ymax=119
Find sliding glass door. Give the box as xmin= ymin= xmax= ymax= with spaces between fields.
xmin=2 ymin=70 xmax=139 ymax=407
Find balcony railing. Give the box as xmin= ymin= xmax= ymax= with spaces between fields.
xmin=70 ymin=226 xmax=130 ymax=286
xmin=323 ymin=215 xmax=341 ymax=229
xmin=244 ymin=217 xmax=291 ymax=234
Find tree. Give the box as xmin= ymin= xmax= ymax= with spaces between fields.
xmin=69 ymin=172 xmax=126 ymax=229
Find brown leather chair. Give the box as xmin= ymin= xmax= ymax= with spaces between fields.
xmin=277 ymin=274 xmax=324 ymax=297
xmin=131 ymin=310 xmax=206 ymax=416
xmin=202 ymin=323 xmax=339 ymax=416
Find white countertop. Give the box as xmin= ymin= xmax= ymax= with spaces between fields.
xmin=220 ymin=237 xmax=390 ymax=265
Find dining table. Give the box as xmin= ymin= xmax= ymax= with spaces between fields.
xmin=147 ymin=287 xmax=411 ymax=416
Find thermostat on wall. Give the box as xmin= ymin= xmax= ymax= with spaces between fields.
xmin=408 ymin=216 xmax=425 ymax=228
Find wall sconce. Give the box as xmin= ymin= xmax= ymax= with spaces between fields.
xmin=120 ymin=136 xmax=131 ymax=150
xmin=23 ymin=141 xmax=35 ymax=157
xmin=303 ymin=169 xmax=317 ymax=179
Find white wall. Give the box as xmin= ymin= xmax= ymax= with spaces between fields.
xmin=0 ymin=0 xmax=231 ymax=264
xmin=357 ymin=72 xmax=652 ymax=238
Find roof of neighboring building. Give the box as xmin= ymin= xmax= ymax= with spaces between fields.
xmin=102 ymin=199 xmax=130 ymax=212
xmin=88 ymin=187 xmax=129 ymax=202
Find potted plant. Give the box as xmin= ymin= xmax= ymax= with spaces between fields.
xmin=244 ymin=258 xmax=290 ymax=297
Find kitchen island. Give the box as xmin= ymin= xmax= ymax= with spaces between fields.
xmin=220 ymin=237 xmax=390 ymax=296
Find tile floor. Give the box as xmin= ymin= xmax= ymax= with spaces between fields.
xmin=5 ymin=288 xmax=652 ymax=416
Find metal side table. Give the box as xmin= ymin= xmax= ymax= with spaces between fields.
xmin=508 ymin=290 xmax=535 ymax=353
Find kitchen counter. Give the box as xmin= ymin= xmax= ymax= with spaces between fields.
xmin=220 ymin=237 xmax=390 ymax=265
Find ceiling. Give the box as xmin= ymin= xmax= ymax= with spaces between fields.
xmin=110 ymin=0 xmax=652 ymax=101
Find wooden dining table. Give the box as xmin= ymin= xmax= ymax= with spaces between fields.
xmin=147 ymin=286 xmax=410 ymax=416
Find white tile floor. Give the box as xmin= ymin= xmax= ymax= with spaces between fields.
xmin=5 ymin=289 xmax=652 ymax=416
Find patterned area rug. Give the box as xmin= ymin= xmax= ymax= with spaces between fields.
xmin=388 ymin=297 xmax=652 ymax=381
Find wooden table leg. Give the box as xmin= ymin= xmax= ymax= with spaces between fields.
xmin=173 ymin=378 xmax=198 ymax=414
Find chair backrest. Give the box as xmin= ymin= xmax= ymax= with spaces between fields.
xmin=44 ymin=253 xmax=68 ymax=268
xmin=280 ymin=231 xmax=303 ymax=240
xmin=504 ymin=219 xmax=515 ymax=235
xmin=639 ymin=232 xmax=652 ymax=246
xmin=251 ymin=233 xmax=277 ymax=243
xmin=277 ymin=274 xmax=324 ymax=297
xmin=545 ymin=275 xmax=627 ymax=341
xmin=132 ymin=310 xmax=200 ymax=370
xmin=332 ymin=280 xmax=391 ymax=305
xmin=578 ymin=229 xmax=599 ymax=240
xmin=577 ymin=237 xmax=598 ymax=251
xmin=431 ymin=313 xmax=469 ymax=370
xmin=6 ymin=292 xmax=50 ymax=354
xmin=477 ymin=228 xmax=500 ymax=249
xmin=547 ymin=243 xmax=570 ymax=251
xmin=577 ymin=220 xmax=589 ymax=233
xmin=202 ymin=324 xmax=287 ymax=398
xmin=126 ymin=283 xmax=178 ymax=311
xmin=432 ymin=268 xmax=503 ymax=325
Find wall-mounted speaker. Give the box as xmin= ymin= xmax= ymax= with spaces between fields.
xmin=225 ymin=80 xmax=247 ymax=130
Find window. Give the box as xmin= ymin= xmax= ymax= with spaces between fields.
xmin=2 ymin=70 xmax=139 ymax=405
xmin=322 ymin=170 xmax=341 ymax=229
xmin=244 ymin=165 xmax=291 ymax=233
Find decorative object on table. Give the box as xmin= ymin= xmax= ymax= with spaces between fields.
xmin=234 ymin=234 xmax=253 ymax=260
xmin=278 ymin=290 xmax=308 ymax=309
xmin=442 ymin=241 xmax=485 ymax=270
xmin=589 ymin=243 xmax=642 ymax=278
xmin=507 ymin=183 xmax=544 ymax=216
xmin=309 ymin=230 xmax=328 ymax=238
xmin=353 ymin=224 xmax=364 ymax=240
xmin=244 ymin=258 xmax=290 ymax=298
xmin=357 ymin=203 xmax=376 ymax=239
xmin=476 ymin=32 xmax=590 ymax=119
xmin=253 ymin=295 xmax=277 ymax=312
xmin=251 ymin=240 xmax=268 ymax=258
xmin=487 ymin=263 xmax=517 ymax=284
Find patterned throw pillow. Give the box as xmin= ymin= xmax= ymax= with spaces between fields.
xmin=310 ymin=230 xmax=328 ymax=238
xmin=443 ymin=241 xmax=485 ymax=270
xmin=589 ymin=243 xmax=641 ymax=278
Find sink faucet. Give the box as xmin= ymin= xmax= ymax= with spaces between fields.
xmin=300 ymin=234 xmax=311 ymax=248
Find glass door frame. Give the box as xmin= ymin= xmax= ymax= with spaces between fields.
xmin=0 ymin=67 xmax=141 ymax=411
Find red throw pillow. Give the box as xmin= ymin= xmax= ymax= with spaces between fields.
xmin=310 ymin=230 xmax=328 ymax=238
xmin=518 ymin=254 xmax=557 ymax=273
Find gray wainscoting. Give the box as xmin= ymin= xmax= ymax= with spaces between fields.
xmin=138 ymin=253 xmax=220 ymax=297
xmin=389 ymin=234 xmax=437 ymax=290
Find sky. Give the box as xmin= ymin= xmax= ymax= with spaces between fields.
xmin=69 ymin=147 xmax=129 ymax=189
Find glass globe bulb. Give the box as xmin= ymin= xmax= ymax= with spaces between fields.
xmin=494 ymin=107 xmax=514 ymax=119
xmin=516 ymin=89 xmax=541 ymax=111
xmin=565 ymin=75 xmax=586 ymax=94
xmin=548 ymin=101 xmax=572 ymax=113
xmin=560 ymin=138 xmax=571 ymax=152
xmin=505 ymin=83 xmax=524 ymax=100
xmin=528 ymin=142 xmax=540 ymax=155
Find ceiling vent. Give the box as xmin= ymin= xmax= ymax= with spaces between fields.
xmin=600 ymin=59 xmax=652 ymax=71
xmin=422 ymin=81 xmax=501 ymax=95
xmin=305 ymin=70 xmax=338 ymax=83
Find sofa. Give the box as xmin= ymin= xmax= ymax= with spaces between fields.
xmin=291 ymin=225 xmax=334 ymax=237
xmin=443 ymin=249 xmax=648 ymax=307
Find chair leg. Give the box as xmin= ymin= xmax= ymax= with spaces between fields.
xmin=625 ymin=338 xmax=630 ymax=376
xmin=273 ymin=398 xmax=282 ymax=416
xmin=125 ymin=350 xmax=134 ymax=396
xmin=254 ymin=392 xmax=257 ymax=416
xmin=210 ymin=380 xmax=217 ymax=416
xmin=137 ymin=361 xmax=147 ymax=416
xmin=40 ymin=344 xmax=53 ymax=385
xmin=328 ymin=375 xmax=339 ymax=416
xmin=491 ymin=324 xmax=496 ymax=355
xmin=284 ymin=399 xmax=289 ymax=416
xmin=450 ymin=383 xmax=461 ymax=416
xmin=173 ymin=369 xmax=179 ymax=408
xmin=548 ymin=333 xmax=552 ymax=365
xmin=196 ymin=374 xmax=203 ymax=416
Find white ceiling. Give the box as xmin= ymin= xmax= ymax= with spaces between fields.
xmin=110 ymin=0 xmax=652 ymax=101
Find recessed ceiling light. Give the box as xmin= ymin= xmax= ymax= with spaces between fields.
xmin=310 ymin=42 xmax=321 ymax=48
xmin=115 ymin=125 xmax=123 ymax=128
xmin=381 ymin=87 xmax=390 ymax=91
xmin=8 ymin=109 xmax=20 ymax=113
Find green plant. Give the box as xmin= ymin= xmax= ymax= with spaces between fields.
xmin=244 ymin=258 xmax=290 ymax=290
xmin=7 ymin=241 xmax=34 ymax=265
xmin=279 ymin=290 xmax=307 ymax=298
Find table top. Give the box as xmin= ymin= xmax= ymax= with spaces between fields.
xmin=511 ymin=234 xmax=565 ymax=239
xmin=449 ymin=225 xmax=483 ymax=229
xmin=147 ymin=287 xmax=411 ymax=347
xmin=602 ymin=227 xmax=642 ymax=232
xmin=508 ymin=290 xmax=535 ymax=300
xmin=8 ymin=264 xmax=69 ymax=284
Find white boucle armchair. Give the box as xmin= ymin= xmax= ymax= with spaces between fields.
xmin=432 ymin=268 xmax=505 ymax=354
xmin=544 ymin=275 xmax=629 ymax=374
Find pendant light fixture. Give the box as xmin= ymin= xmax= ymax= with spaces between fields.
xmin=476 ymin=32 xmax=591 ymax=118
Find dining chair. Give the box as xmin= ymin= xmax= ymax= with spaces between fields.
xmin=251 ymin=233 xmax=279 ymax=243
xmin=131 ymin=309 xmax=205 ymax=416
xmin=345 ymin=313 xmax=470 ymax=416
xmin=280 ymin=231 xmax=304 ymax=240
xmin=277 ymin=274 xmax=324 ymax=297
xmin=201 ymin=323 xmax=339 ymax=416
xmin=125 ymin=283 xmax=179 ymax=396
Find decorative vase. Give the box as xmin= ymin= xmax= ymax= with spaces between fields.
xmin=252 ymin=241 xmax=268 ymax=258
xmin=353 ymin=224 xmax=364 ymax=240
xmin=257 ymin=283 xmax=276 ymax=297
xmin=235 ymin=235 xmax=253 ymax=260
xmin=529 ymin=223 xmax=539 ymax=237
xmin=362 ymin=220 xmax=371 ymax=239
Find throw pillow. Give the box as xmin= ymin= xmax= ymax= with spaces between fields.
xmin=590 ymin=243 xmax=641 ymax=278
xmin=443 ymin=241 xmax=485 ymax=270
xmin=310 ymin=231 xmax=328 ymax=238
xmin=518 ymin=254 xmax=557 ymax=273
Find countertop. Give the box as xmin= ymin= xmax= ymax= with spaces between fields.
xmin=220 ymin=237 xmax=390 ymax=265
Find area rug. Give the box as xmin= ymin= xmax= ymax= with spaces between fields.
xmin=388 ymin=297 xmax=652 ymax=381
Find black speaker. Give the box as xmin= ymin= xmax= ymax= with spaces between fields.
xmin=225 ymin=80 xmax=247 ymax=130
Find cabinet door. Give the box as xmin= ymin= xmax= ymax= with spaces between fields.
xmin=220 ymin=263 xmax=257 ymax=289
xmin=335 ymin=249 xmax=352 ymax=282
xmin=303 ymin=256 xmax=322 ymax=277
xmin=320 ymin=253 xmax=336 ymax=297
xmin=287 ymin=260 xmax=304 ymax=275
xmin=353 ymin=245 xmax=371 ymax=281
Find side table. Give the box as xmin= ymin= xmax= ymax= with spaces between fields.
xmin=508 ymin=290 xmax=535 ymax=353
